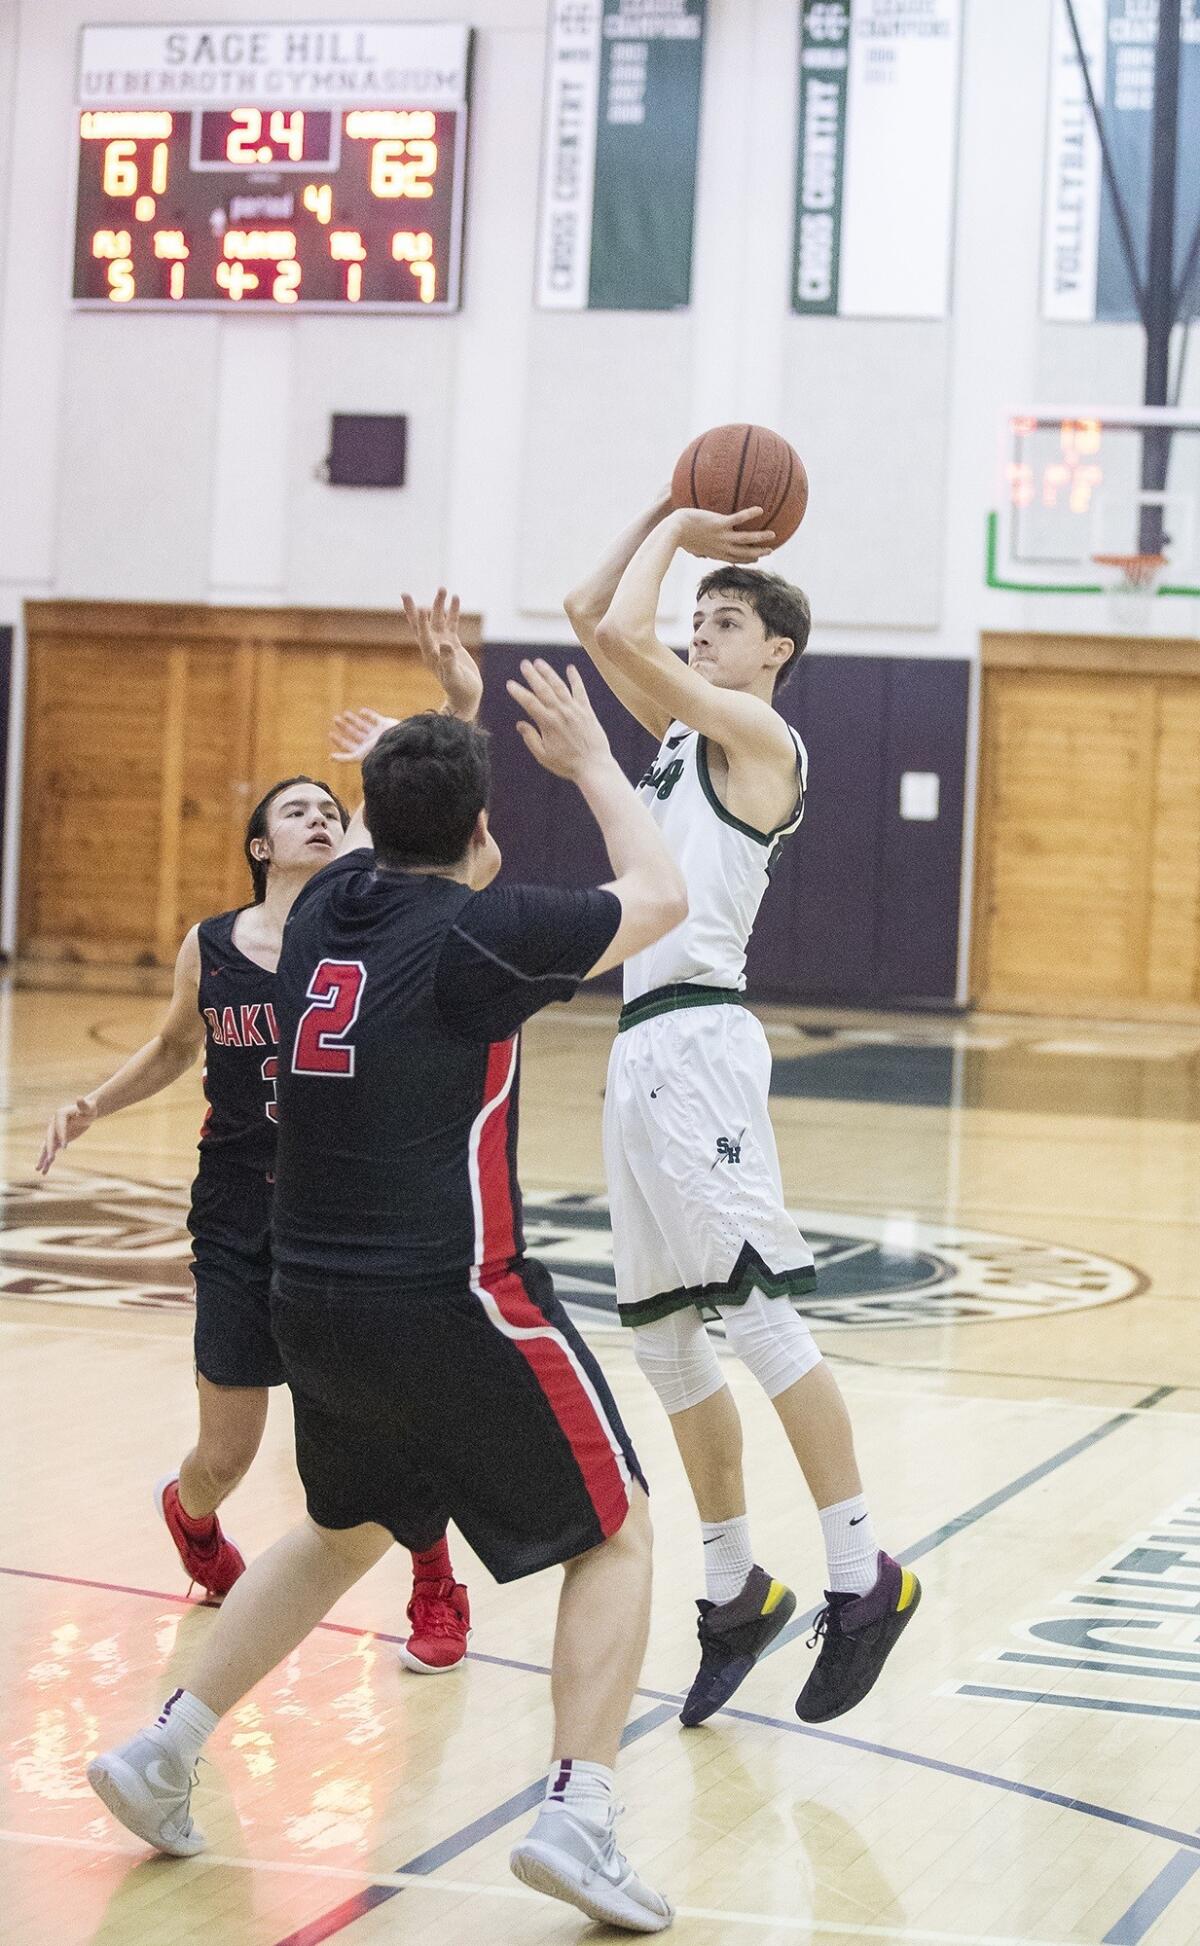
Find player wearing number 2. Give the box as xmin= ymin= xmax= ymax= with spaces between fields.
xmin=88 ymin=615 xmax=685 ymax=1935
xmin=38 ymin=601 xmax=476 ymax=1671
xmin=565 ymin=495 xmax=920 ymax=1730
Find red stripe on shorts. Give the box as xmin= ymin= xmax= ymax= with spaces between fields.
xmin=478 ymin=1265 xmax=629 ymax=1540
xmin=476 ymin=1038 xmax=519 ymax=1267
xmin=472 ymin=1038 xmax=628 ymax=1538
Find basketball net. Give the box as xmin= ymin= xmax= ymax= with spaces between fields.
xmin=1091 ymin=552 xmax=1167 ymax=633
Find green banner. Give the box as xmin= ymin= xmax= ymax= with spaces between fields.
xmin=792 ymin=0 xmax=849 ymax=316
xmin=587 ymin=0 xmax=706 ymax=311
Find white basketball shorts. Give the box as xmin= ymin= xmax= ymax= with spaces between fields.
xmin=603 ymin=995 xmax=816 ymax=1328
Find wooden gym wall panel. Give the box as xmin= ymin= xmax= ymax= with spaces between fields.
xmin=21 ymin=632 xmax=175 ymax=962
xmin=1146 ymin=680 xmax=1200 ymax=1005
xmin=975 ymin=669 xmax=1153 ymax=1005
xmin=974 ymin=635 xmax=1200 ymax=1015
xmin=20 ymin=601 xmax=481 ymax=967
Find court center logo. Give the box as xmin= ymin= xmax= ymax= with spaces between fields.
xmin=0 ymin=1172 xmax=1142 ymax=1329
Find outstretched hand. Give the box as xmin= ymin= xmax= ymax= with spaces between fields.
xmin=330 ymin=706 xmax=399 ymax=763
xmin=671 ymin=505 xmax=776 ymax=563
xmin=402 ymin=588 xmax=483 ymax=723
xmin=506 ymin=660 xmax=612 ymax=781
xmin=37 ymin=1096 xmax=97 ymax=1175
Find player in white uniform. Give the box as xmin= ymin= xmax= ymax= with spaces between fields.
xmin=566 ymin=493 xmax=921 ymax=1728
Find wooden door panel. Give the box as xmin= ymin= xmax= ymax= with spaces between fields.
xmin=1147 ymin=681 xmax=1200 ymax=1003
xmin=975 ymin=670 xmax=1153 ymax=1003
xmin=21 ymin=636 xmax=172 ymax=959
xmin=974 ymin=649 xmax=1200 ymax=1015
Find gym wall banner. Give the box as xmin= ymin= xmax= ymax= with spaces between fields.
xmin=535 ymin=0 xmax=706 ymax=311
xmin=792 ymin=0 xmax=962 ymax=319
xmin=1043 ymin=0 xmax=1200 ymax=322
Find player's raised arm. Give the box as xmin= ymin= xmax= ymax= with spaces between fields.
xmin=564 ymin=495 xmax=678 ymax=739
xmin=506 ymin=658 xmax=686 ymax=976
xmin=599 ymin=504 xmax=798 ymax=751
xmin=36 ymin=926 xmax=206 ymax=1173
xmin=328 ymin=589 xmax=483 ymax=855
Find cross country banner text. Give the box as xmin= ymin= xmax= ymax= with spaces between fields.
xmin=792 ymin=0 xmax=962 ymax=319
xmin=535 ymin=0 xmax=707 ymax=311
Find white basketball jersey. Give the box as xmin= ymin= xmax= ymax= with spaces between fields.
xmin=622 ymin=720 xmax=808 ymax=1002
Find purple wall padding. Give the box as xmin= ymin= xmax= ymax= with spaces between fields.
xmin=481 ymin=645 xmax=970 ymax=1008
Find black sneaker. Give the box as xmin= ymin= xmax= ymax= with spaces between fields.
xmin=795 ymin=1551 xmax=921 ymax=1724
xmin=679 ymin=1564 xmax=796 ymax=1728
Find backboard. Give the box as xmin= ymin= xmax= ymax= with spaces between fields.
xmin=989 ymin=405 xmax=1200 ymax=597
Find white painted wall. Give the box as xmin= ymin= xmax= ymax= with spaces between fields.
xmin=0 ymin=0 xmax=1196 ymax=651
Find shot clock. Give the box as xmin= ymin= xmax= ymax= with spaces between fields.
xmin=73 ymin=22 xmax=472 ymax=312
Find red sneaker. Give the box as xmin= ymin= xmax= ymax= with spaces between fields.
xmin=155 ymin=1476 xmax=245 ymax=1603
xmin=399 ymin=1576 xmax=470 ymax=1673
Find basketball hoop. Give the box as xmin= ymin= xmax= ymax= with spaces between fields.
xmin=1091 ymin=552 xmax=1167 ymax=633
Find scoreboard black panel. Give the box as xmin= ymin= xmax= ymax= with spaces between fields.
xmin=72 ymin=22 xmax=472 ymax=312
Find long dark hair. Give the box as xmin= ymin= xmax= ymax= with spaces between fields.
xmin=244 ymin=775 xmax=350 ymax=904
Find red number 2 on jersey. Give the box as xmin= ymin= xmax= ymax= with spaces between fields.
xmin=291 ymin=960 xmax=367 ymax=1077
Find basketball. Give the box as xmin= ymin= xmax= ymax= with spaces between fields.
xmin=671 ymin=424 xmax=809 ymax=545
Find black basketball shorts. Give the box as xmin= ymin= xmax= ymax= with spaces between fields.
xmin=188 ymin=1160 xmax=285 ymax=1389
xmin=271 ymin=1256 xmax=646 ymax=1582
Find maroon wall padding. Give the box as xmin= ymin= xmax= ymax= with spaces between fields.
xmin=481 ymin=645 xmax=970 ymax=1008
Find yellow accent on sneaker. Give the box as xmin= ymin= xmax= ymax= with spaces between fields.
xmin=897 ymin=1568 xmax=918 ymax=1611
xmin=762 ymin=1579 xmax=789 ymax=1616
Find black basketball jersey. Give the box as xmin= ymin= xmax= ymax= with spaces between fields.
xmin=272 ymin=848 xmax=620 ymax=1293
xmin=196 ymin=910 xmax=280 ymax=1174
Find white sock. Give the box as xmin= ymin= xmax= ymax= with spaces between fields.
xmin=152 ymin=1688 xmax=219 ymax=1770
xmin=544 ymin=1758 xmax=616 ymax=1830
xmin=700 ymin=1514 xmax=753 ymax=1605
xmin=819 ymin=1495 xmax=879 ymax=1596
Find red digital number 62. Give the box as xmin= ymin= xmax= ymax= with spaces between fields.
xmin=291 ymin=960 xmax=366 ymax=1077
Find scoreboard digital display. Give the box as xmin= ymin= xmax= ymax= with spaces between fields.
xmin=73 ymin=22 xmax=471 ymax=312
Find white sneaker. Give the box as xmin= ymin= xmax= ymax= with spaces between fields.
xmin=509 ymin=1803 xmax=673 ymax=1933
xmin=87 ymin=1730 xmax=207 ymax=1857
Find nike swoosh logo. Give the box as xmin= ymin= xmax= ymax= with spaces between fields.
xmin=145 ymin=1758 xmax=184 ymax=1797
xmin=849 ymin=1515 xmax=868 ymax=1526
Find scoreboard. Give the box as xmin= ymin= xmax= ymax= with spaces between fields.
xmin=72 ymin=22 xmax=472 ymax=312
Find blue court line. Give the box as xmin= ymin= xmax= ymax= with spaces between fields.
xmin=269 ymin=1703 xmax=678 ymax=1946
xmin=765 ymin=1382 xmax=1179 ymax=1658
xmin=266 ymin=1381 xmax=1181 ymax=1946
xmin=1102 ymin=1836 xmax=1200 ymax=1944
xmin=718 ymin=1702 xmax=1200 ymax=1858
xmin=958 ymin=1684 xmax=1200 ymax=1725
xmin=998 ymin=1649 xmax=1200 ymax=1682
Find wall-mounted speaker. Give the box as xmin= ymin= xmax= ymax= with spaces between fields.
xmin=325 ymin=414 xmax=408 ymax=488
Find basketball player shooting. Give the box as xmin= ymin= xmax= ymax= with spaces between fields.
xmin=564 ymin=490 xmax=921 ymax=1728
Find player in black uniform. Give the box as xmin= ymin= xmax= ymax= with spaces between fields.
xmin=88 ymin=647 xmax=688 ymax=1933
xmin=39 ymin=761 xmax=470 ymax=1662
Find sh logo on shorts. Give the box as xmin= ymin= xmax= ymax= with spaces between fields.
xmin=712 ymin=1132 xmax=744 ymax=1168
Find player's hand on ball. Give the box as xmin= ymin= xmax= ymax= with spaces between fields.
xmin=402 ymin=588 xmax=483 ymax=723
xmin=37 ymin=1096 xmax=97 ymax=1175
xmin=330 ymin=706 xmax=398 ymax=763
xmin=506 ymin=660 xmax=612 ymax=781
xmin=672 ymin=506 xmax=776 ymax=563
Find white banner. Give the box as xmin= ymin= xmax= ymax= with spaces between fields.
xmin=534 ymin=2 xmax=604 ymax=308
xmin=1042 ymin=0 xmax=1105 ymax=321
xmin=78 ymin=21 xmax=471 ymax=108
xmin=837 ymin=0 xmax=962 ymax=318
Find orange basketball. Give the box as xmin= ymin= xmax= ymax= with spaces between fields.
xmin=671 ymin=424 xmax=809 ymax=545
